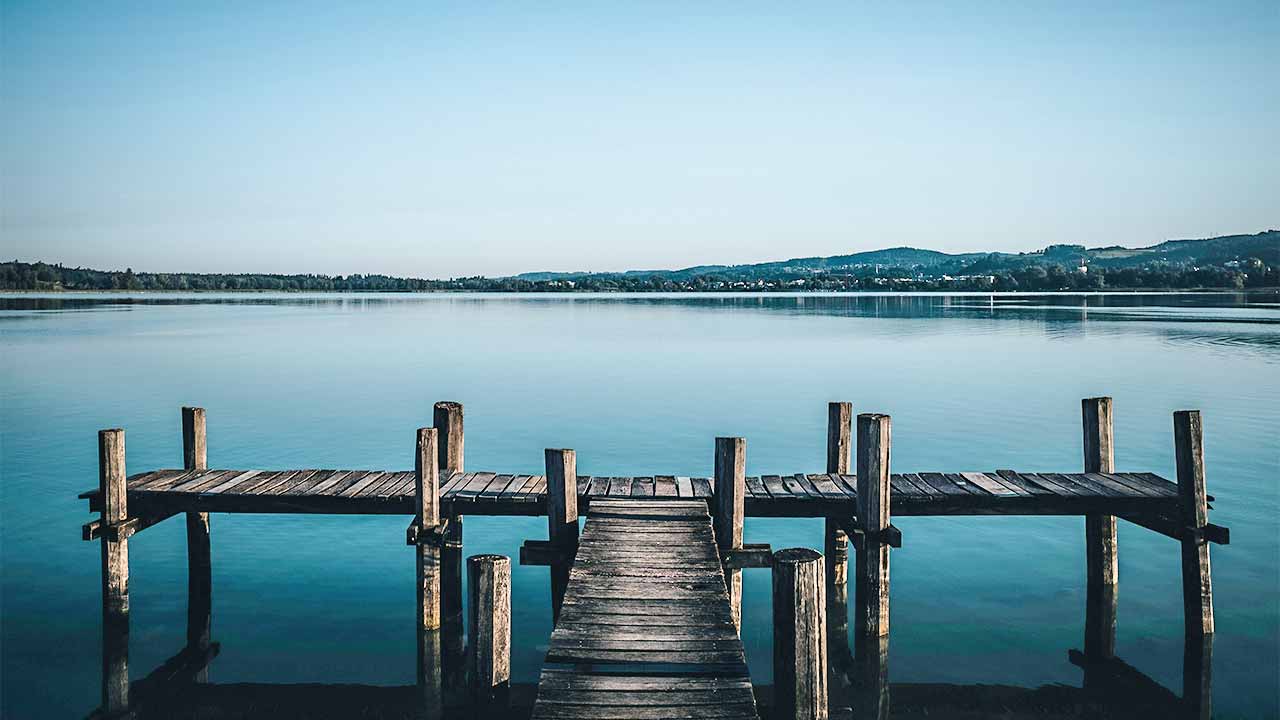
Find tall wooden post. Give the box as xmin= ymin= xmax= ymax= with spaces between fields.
xmin=432 ymin=401 xmax=465 ymax=698
xmin=1183 ymin=632 xmax=1213 ymax=720
xmin=99 ymin=428 xmax=130 ymax=716
xmin=854 ymin=414 xmax=891 ymax=638
xmin=414 ymin=427 xmax=443 ymax=718
xmin=1082 ymin=397 xmax=1118 ymax=660
xmin=467 ymin=554 xmax=511 ymax=710
xmin=182 ymin=407 xmax=212 ymax=672
xmin=714 ymin=437 xmax=746 ymax=632
xmin=772 ymin=548 xmax=827 ymax=720
xmin=1175 ymin=410 xmax=1214 ymax=639
xmin=824 ymin=402 xmax=852 ymax=614
xmin=852 ymin=632 xmax=890 ymax=720
xmin=545 ymin=448 xmax=578 ymax=621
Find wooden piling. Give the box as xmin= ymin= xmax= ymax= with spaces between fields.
xmin=416 ymin=428 xmax=441 ymax=631
xmin=1082 ymin=397 xmax=1118 ymax=660
xmin=433 ymin=402 xmax=466 ymax=697
xmin=773 ymin=547 xmax=827 ymax=720
xmin=852 ymin=632 xmax=890 ymax=720
xmin=824 ymin=402 xmax=852 ymax=609
xmin=99 ymin=428 xmax=130 ymax=716
xmin=182 ymin=407 xmax=212 ymax=663
xmin=1174 ymin=410 xmax=1214 ymax=639
xmin=855 ymin=414 xmax=891 ymax=638
xmin=467 ymin=554 xmax=511 ymax=708
xmin=545 ymin=448 xmax=578 ymax=620
xmin=714 ymin=437 xmax=746 ymax=631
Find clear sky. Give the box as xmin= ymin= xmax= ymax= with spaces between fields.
xmin=2 ymin=1 xmax=1276 ymax=278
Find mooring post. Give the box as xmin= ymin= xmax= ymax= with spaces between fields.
xmin=98 ymin=428 xmax=130 ymax=716
xmin=1174 ymin=410 xmax=1214 ymax=640
xmin=773 ymin=547 xmax=828 ymax=720
xmin=825 ymin=402 xmax=852 ymax=614
xmin=1183 ymin=632 xmax=1213 ymax=720
xmin=414 ymin=427 xmax=443 ymax=718
xmin=1082 ymin=397 xmax=1118 ymax=661
xmin=182 ymin=407 xmax=212 ymax=675
xmin=854 ymin=414 xmax=891 ymax=638
xmin=713 ymin=436 xmax=746 ymax=632
xmin=467 ymin=554 xmax=511 ymax=710
xmin=852 ymin=632 xmax=890 ymax=720
xmin=545 ymin=448 xmax=578 ymax=621
xmin=432 ymin=401 xmax=465 ymax=698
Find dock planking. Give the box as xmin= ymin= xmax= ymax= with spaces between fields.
xmin=81 ymin=468 xmax=1182 ymax=518
xmin=531 ymin=499 xmax=758 ymax=720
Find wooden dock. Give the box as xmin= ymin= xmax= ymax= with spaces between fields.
xmin=79 ymin=398 xmax=1229 ymax=720
xmin=531 ymin=499 xmax=757 ymax=719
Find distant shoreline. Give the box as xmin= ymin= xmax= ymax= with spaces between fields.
xmin=4 ymin=287 xmax=1276 ymax=295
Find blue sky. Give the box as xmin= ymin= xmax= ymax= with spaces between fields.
xmin=2 ymin=1 xmax=1276 ymax=277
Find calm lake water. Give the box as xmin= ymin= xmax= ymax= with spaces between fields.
xmin=2 ymin=292 xmax=1277 ymax=719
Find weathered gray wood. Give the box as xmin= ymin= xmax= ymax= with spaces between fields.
xmin=417 ymin=627 xmax=444 ymax=720
xmin=1175 ymin=410 xmax=1214 ymax=638
xmin=855 ymin=413 xmax=891 ymax=639
xmin=467 ymin=554 xmax=511 ymax=706
xmin=415 ymin=428 xmax=441 ymax=631
xmin=713 ymin=437 xmax=746 ymax=632
xmin=546 ymin=448 xmax=578 ymax=621
xmin=98 ymin=428 xmax=130 ymax=716
xmin=773 ymin=547 xmax=827 ymax=720
xmin=825 ymin=402 xmax=853 ymax=609
xmin=182 ymin=408 xmax=212 ymax=665
xmin=433 ymin=401 xmax=464 ymax=472
xmin=1082 ymin=396 xmax=1118 ymax=661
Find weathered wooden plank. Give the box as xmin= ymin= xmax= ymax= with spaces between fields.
xmin=630 ymin=476 xmax=655 ymax=497
xmin=961 ymin=471 xmax=1019 ymax=497
xmin=608 ymin=477 xmax=633 ymax=497
xmin=691 ymin=476 xmax=713 ymax=498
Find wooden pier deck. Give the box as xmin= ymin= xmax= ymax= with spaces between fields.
xmin=531 ymin=498 xmax=757 ymax=719
xmin=81 ymin=467 xmax=1188 ymax=519
xmin=79 ymin=399 xmax=1229 ymax=719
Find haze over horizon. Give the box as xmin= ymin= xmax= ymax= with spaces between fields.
xmin=3 ymin=2 xmax=1276 ymax=278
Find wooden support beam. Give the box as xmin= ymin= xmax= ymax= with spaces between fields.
xmin=838 ymin=520 xmax=903 ymax=550
xmin=182 ymin=407 xmax=212 ymax=665
xmin=417 ymin=627 xmax=444 ymax=720
xmin=98 ymin=428 xmax=130 ymax=717
xmin=517 ymin=539 xmax=572 ymax=566
xmin=714 ymin=436 xmax=746 ymax=632
xmin=855 ymin=414 xmax=891 ymax=639
xmin=825 ymin=402 xmax=852 ymax=608
xmin=433 ymin=402 xmax=465 ymax=619
xmin=467 ymin=554 xmax=511 ymax=708
xmin=1120 ymin=513 xmax=1229 ymax=545
xmin=1082 ymin=396 xmax=1118 ymax=661
xmin=1175 ymin=410 xmax=1214 ymax=638
xmin=723 ymin=543 xmax=774 ymax=569
xmin=773 ymin=548 xmax=827 ymax=720
xmin=851 ymin=632 xmax=890 ymax=720
xmin=416 ymin=428 xmax=442 ymax=631
xmin=545 ymin=448 xmax=578 ymax=621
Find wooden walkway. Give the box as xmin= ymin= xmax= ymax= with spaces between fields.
xmin=531 ymin=499 xmax=758 ymax=720
xmin=81 ymin=468 xmax=1185 ymax=518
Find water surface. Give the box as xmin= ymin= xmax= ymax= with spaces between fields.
xmin=2 ymin=292 xmax=1277 ymax=718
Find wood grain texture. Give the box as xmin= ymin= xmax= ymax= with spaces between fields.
xmin=855 ymin=414 xmax=892 ymax=639
xmin=1083 ymin=396 xmax=1118 ymax=661
xmin=773 ymin=547 xmax=827 ymax=720
xmin=1175 ymin=410 xmax=1214 ymax=638
xmin=467 ymin=553 xmax=511 ymax=704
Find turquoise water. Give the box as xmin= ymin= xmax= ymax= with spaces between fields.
xmin=2 ymin=292 xmax=1277 ymax=718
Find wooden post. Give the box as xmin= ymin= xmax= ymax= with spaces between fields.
xmin=852 ymin=632 xmax=890 ymax=720
xmin=1082 ymin=397 xmax=1118 ymax=660
xmin=1175 ymin=410 xmax=1214 ymax=639
xmin=1183 ymin=632 xmax=1213 ymax=720
xmin=99 ymin=428 xmax=130 ymax=716
xmin=545 ymin=448 xmax=578 ymax=620
xmin=417 ymin=627 xmax=444 ymax=720
xmin=772 ymin=548 xmax=827 ymax=720
xmin=433 ymin=401 xmax=465 ymax=697
xmin=467 ymin=554 xmax=511 ymax=709
xmin=824 ymin=402 xmax=852 ymax=611
xmin=855 ymin=414 xmax=891 ymax=638
xmin=714 ymin=437 xmax=746 ymax=632
xmin=416 ymin=428 xmax=442 ymax=631
xmin=182 ymin=407 xmax=212 ymax=669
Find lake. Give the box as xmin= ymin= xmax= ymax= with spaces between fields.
xmin=2 ymin=292 xmax=1277 ymax=719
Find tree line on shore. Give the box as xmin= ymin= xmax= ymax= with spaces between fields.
xmin=2 ymin=257 xmax=1275 ymax=293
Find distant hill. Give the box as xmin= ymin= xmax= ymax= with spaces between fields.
xmin=4 ymin=230 xmax=1275 ymax=292
xmin=513 ymin=231 xmax=1277 ymax=282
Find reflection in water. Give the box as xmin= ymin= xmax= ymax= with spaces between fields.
xmin=98 ymin=577 xmax=1215 ymax=720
